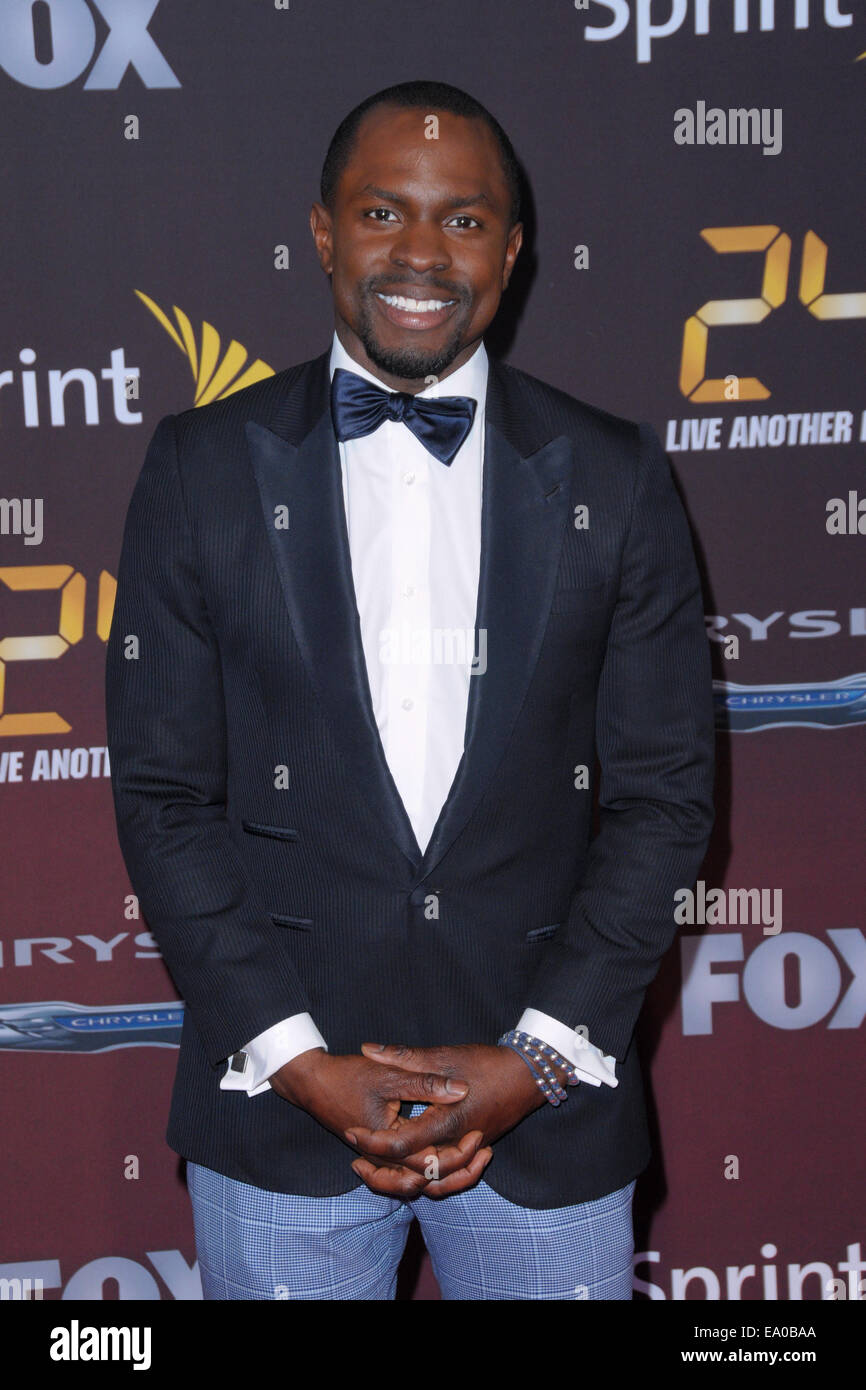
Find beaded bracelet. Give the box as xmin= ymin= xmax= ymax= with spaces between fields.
xmin=497 ymin=1029 xmax=581 ymax=1107
xmin=498 ymin=1030 xmax=577 ymax=1105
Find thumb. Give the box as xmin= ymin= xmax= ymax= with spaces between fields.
xmin=377 ymin=1067 xmax=468 ymax=1103
xmin=362 ymin=1043 xmax=442 ymax=1073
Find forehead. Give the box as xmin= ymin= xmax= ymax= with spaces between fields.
xmin=339 ymin=104 xmax=507 ymax=205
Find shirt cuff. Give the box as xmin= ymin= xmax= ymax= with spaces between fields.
xmin=516 ymin=1008 xmax=618 ymax=1088
xmin=220 ymin=1013 xmax=328 ymax=1097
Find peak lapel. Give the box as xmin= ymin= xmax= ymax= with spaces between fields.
xmin=417 ymin=385 xmax=574 ymax=879
xmin=245 ymin=358 xmax=424 ymax=868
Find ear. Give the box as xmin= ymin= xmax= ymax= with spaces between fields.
xmin=310 ymin=202 xmax=334 ymax=274
xmin=502 ymin=221 xmax=523 ymax=290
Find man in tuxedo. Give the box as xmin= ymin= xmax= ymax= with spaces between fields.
xmin=105 ymin=79 xmax=715 ymax=1300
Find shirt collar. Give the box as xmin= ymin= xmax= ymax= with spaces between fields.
xmin=328 ymin=330 xmax=488 ymax=405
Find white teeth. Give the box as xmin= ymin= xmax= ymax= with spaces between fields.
xmin=377 ymin=293 xmax=455 ymax=313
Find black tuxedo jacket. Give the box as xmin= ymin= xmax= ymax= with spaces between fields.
xmin=105 ymin=346 xmax=715 ymax=1207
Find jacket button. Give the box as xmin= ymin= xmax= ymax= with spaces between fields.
xmin=408 ymin=886 xmax=428 ymax=907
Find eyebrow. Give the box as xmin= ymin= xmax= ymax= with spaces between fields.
xmin=356 ymin=183 xmax=494 ymax=210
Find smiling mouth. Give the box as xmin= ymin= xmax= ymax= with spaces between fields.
xmin=372 ymin=290 xmax=460 ymax=332
xmin=375 ymin=292 xmax=458 ymax=313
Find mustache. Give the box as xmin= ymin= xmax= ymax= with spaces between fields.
xmin=366 ymin=278 xmax=466 ymax=300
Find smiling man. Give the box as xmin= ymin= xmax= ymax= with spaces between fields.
xmin=106 ymin=80 xmax=715 ymax=1301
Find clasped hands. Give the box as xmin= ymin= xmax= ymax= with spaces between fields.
xmin=270 ymin=1042 xmax=548 ymax=1198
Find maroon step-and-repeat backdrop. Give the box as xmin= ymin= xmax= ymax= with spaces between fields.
xmin=1 ymin=0 xmax=863 ymax=1300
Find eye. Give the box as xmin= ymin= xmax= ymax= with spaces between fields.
xmin=364 ymin=207 xmax=400 ymax=222
xmin=447 ymin=215 xmax=481 ymax=229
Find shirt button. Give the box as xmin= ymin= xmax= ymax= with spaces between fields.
xmin=401 ymin=697 xmax=414 ymax=711
xmin=403 ymin=472 xmax=416 ymax=486
xmin=403 ymin=584 xmax=415 ymax=598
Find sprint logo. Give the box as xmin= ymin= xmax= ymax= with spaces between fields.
xmin=581 ymin=1 xmax=856 ymax=65
xmin=136 ymin=292 xmax=274 ymax=406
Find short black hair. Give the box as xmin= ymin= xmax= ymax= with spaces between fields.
xmin=320 ymin=80 xmax=522 ymax=227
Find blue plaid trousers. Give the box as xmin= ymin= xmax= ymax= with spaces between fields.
xmin=187 ymin=1125 xmax=636 ymax=1301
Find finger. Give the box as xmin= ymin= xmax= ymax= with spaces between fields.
xmin=362 ymin=1044 xmax=465 ymax=1084
xmin=350 ymin=1157 xmax=429 ymax=1199
xmin=375 ymin=1067 xmax=468 ymax=1105
xmin=361 ymin=1043 xmax=438 ymax=1072
xmin=347 ymin=1106 xmax=460 ymax=1160
xmin=419 ymin=1147 xmax=494 ymax=1199
xmin=371 ymin=1099 xmax=402 ymax=1133
xmin=350 ymin=1142 xmax=486 ymax=1193
xmin=349 ymin=1113 xmax=475 ymax=1171
xmin=378 ymin=1130 xmax=484 ymax=1180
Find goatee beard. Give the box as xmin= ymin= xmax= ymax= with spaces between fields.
xmin=355 ymin=297 xmax=466 ymax=386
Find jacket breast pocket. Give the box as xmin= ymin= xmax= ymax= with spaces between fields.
xmin=242 ymin=820 xmax=299 ymax=842
xmin=525 ymin=922 xmax=560 ymax=942
xmin=271 ymin=913 xmax=314 ymax=931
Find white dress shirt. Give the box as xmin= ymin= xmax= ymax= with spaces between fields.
xmin=221 ymin=332 xmax=618 ymax=1097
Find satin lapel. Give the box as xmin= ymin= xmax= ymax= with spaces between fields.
xmin=417 ymin=364 xmax=574 ymax=879
xmin=245 ymin=359 xmax=424 ymax=868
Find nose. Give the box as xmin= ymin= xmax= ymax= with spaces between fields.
xmin=388 ymin=220 xmax=452 ymax=275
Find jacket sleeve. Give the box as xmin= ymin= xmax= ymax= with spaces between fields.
xmin=525 ymin=421 xmax=716 ymax=1063
xmin=105 ymin=414 xmax=313 ymax=1069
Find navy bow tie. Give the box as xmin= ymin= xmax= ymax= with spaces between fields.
xmin=330 ymin=367 xmax=477 ymax=466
